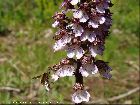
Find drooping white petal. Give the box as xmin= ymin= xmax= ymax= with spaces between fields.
xmin=73 ymin=10 xmax=89 ymax=23
xmin=93 ymin=65 xmax=98 ymax=74
xmin=67 ymin=48 xmax=75 ymax=58
xmin=52 ymin=21 xmax=59 ymax=28
xmin=79 ymin=12 xmax=89 ymax=23
xmin=81 ymin=30 xmax=96 ymax=42
xmin=56 ymin=65 xmax=75 ymax=77
xmin=87 ymin=32 xmax=96 ymax=42
xmin=70 ymin=0 xmax=80 ymax=5
xmin=72 ymin=90 xmax=90 ymax=104
xmin=88 ymin=20 xmax=99 ymax=28
xmin=99 ymin=16 xmax=106 ymax=24
xmin=73 ymin=24 xmax=84 ymax=37
xmin=76 ymin=47 xmax=84 ymax=59
xmin=88 ymin=35 xmax=95 ymax=42
xmin=89 ymin=46 xmax=98 ymax=57
xmin=51 ymin=74 xmax=59 ymax=81
xmin=79 ymin=67 xmax=89 ymax=77
xmin=72 ymin=94 xmax=82 ymax=104
xmin=81 ymin=90 xmax=90 ymax=102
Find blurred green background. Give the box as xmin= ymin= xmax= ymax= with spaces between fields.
xmin=0 ymin=0 xmax=139 ymax=104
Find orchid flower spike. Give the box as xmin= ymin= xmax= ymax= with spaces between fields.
xmin=39 ymin=0 xmax=113 ymax=104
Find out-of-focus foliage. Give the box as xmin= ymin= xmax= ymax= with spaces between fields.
xmin=0 ymin=0 xmax=62 ymax=32
xmin=112 ymin=0 xmax=139 ymax=36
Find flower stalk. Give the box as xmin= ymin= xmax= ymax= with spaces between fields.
xmin=75 ymin=60 xmax=83 ymax=105
xmin=75 ymin=59 xmax=83 ymax=85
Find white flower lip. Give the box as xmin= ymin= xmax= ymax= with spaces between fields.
xmin=89 ymin=46 xmax=98 ymax=57
xmin=99 ymin=16 xmax=106 ymax=24
xmin=56 ymin=65 xmax=75 ymax=77
xmin=80 ymin=30 xmax=96 ymax=42
xmin=88 ymin=20 xmax=99 ymax=28
xmin=72 ymin=90 xmax=90 ymax=103
xmin=88 ymin=16 xmax=106 ymax=28
xmin=67 ymin=46 xmax=85 ymax=59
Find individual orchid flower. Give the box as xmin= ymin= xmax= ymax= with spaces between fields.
xmin=51 ymin=65 xmax=76 ymax=81
xmin=72 ymin=24 xmax=84 ymax=37
xmin=80 ymin=30 xmax=96 ymax=42
xmin=73 ymin=10 xmax=89 ymax=23
xmin=72 ymin=83 xmax=90 ymax=104
xmin=67 ymin=45 xmax=85 ymax=59
xmin=72 ymin=90 xmax=90 ymax=103
xmin=88 ymin=16 xmax=106 ymax=28
xmin=50 ymin=58 xmax=77 ymax=81
xmin=53 ymin=35 xmax=71 ymax=51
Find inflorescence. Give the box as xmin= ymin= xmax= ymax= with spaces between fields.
xmin=36 ymin=0 xmax=113 ymax=104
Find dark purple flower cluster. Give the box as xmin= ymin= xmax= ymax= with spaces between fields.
xmin=39 ymin=0 xmax=113 ymax=104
